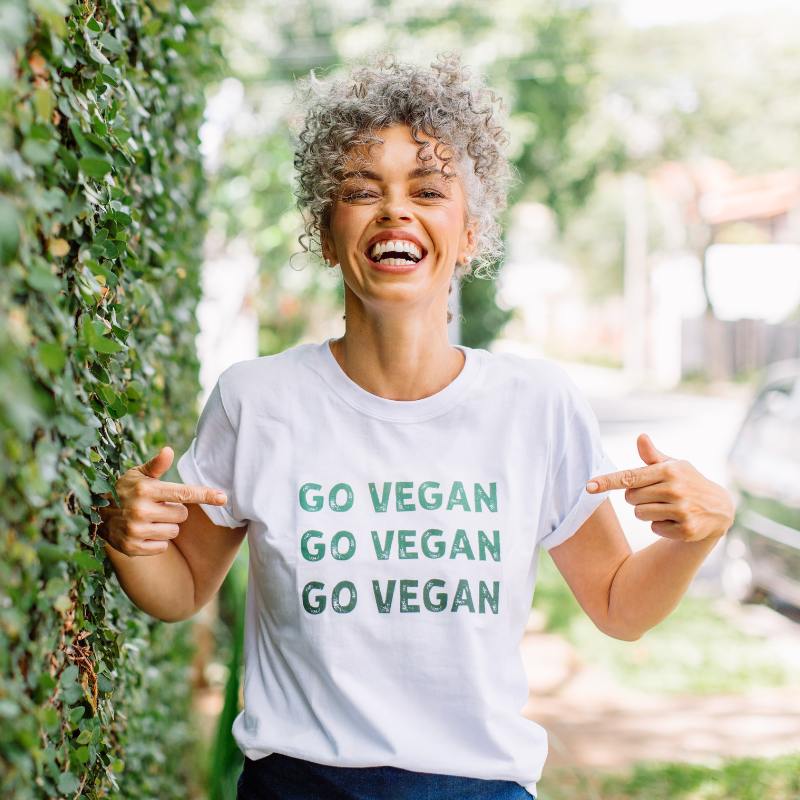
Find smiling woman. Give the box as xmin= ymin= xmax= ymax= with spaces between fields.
xmin=181 ymin=52 xmax=576 ymax=800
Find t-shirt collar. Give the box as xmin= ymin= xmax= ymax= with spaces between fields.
xmin=311 ymin=337 xmax=482 ymax=422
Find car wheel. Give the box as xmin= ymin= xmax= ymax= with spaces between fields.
xmin=720 ymin=533 xmax=761 ymax=604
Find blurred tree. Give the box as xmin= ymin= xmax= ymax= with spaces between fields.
xmin=554 ymin=4 xmax=800 ymax=310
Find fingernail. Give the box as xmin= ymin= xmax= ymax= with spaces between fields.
xmin=215 ymin=492 xmax=227 ymax=503
xmin=586 ymin=481 xmax=599 ymax=492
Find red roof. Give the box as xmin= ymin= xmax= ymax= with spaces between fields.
xmin=650 ymin=159 xmax=800 ymax=225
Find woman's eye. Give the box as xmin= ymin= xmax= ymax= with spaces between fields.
xmin=342 ymin=188 xmax=444 ymax=201
xmin=343 ymin=191 xmax=372 ymax=201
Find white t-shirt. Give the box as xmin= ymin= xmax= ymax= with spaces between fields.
xmin=177 ymin=337 xmax=617 ymax=798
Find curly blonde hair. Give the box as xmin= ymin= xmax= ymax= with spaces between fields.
xmin=288 ymin=51 xmax=518 ymax=288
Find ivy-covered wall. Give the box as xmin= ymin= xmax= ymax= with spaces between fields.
xmin=1 ymin=1 xmax=223 ymax=797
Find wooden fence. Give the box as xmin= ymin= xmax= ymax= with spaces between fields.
xmin=681 ymin=315 xmax=800 ymax=381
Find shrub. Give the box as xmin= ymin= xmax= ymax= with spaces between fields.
xmin=1 ymin=1 xmax=222 ymax=796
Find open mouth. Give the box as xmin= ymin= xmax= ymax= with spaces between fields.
xmin=364 ymin=246 xmax=428 ymax=267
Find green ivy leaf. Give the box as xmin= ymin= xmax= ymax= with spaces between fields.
xmin=38 ymin=342 xmax=67 ymax=375
xmin=57 ymin=771 xmax=80 ymax=794
xmin=0 ymin=196 xmax=21 ymax=262
xmin=81 ymin=318 xmax=126 ymax=353
xmin=79 ymin=156 xmax=113 ymax=180
xmin=86 ymin=40 xmax=110 ymax=65
xmin=73 ymin=551 xmax=103 ymax=572
xmin=27 ymin=258 xmax=61 ymax=292
xmin=33 ymin=86 xmax=56 ymax=122
xmin=99 ymin=32 xmax=125 ymax=56
xmin=74 ymin=745 xmax=90 ymax=764
xmin=21 ymin=138 xmax=58 ymax=165
xmin=76 ymin=728 xmax=92 ymax=744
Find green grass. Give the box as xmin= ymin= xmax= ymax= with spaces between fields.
xmin=532 ymin=551 xmax=797 ymax=694
xmin=537 ymin=752 xmax=800 ymax=800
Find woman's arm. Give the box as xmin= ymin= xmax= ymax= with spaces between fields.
xmin=548 ymin=433 xmax=734 ymax=641
xmin=171 ymin=503 xmax=248 ymax=614
xmin=103 ymin=538 xmax=197 ymax=623
xmin=604 ymin=531 xmax=725 ymax=640
xmin=99 ymin=446 xmax=240 ymax=622
xmin=584 ymin=433 xmax=735 ymax=640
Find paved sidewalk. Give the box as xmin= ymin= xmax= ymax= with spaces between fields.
xmin=519 ymin=605 xmax=800 ymax=770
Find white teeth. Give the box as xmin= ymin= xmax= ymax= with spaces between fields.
xmin=379 ymin=258 xmax=416 ymax=266
xmin=368 ymin=239 xmax=424 ymax=261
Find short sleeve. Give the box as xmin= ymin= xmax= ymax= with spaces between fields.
xmin=176 ymin=378 xmax=247 ymax=529
xmin=538 ymin=374 xmax=617 ymax=552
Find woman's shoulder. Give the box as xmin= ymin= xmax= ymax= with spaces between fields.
xmin=222 ymin=341 xmax=315 ymax=381
xmin=480 ymin=347 xmax=578 ymax=402
xmin=215 ymin=341 xmax=320 ymax=415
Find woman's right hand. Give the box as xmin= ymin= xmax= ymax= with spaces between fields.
xmin=98 ymin=446 xmax=228 ymax=557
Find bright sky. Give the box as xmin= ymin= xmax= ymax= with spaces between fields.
xmin=619 ymin=0 xmax=799 ymax=27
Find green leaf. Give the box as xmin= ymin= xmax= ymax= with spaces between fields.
xmin=38 ymin=673 xmax=57 ymax=692
xmin=79 ymin=156 xmax=113 ymax=180
xmin=33 ymin=86 xmax=56 ymax=121
xmin=68 ymin=120 xmax=102 ymax=158
xmin=73 ymin=550 xmax=103 ymax=571
xmin=57 ymin=771 xmax=80 ymax=794
xmin=0 ymin=196 xmax=21 ymax=263
xmin=27 ymin=260 xmax=62 ymax=293
xmin=21 ymin=138 xmax=58 ymax=165
xmin=57 ymin=147 xmax=80 ymax=181
xmin=40 ymin=706 xmax=59 ymax=728
xmin=74 ymin=745 xmax=90 ymax=764
xmin=96 ymin=385 xmax=116 ymax=404
xmin=37 ymin=342 xmax=67 ymax=372
xmin=76 ymin=729 xmax=92 ymax=744
xmin=86 ymin=40 xmax=110 ymax=65
xmin=92 ymin=336 xmax=125 ymax=355
xmin=99 ymin=32 xmax=125 ymax=55
xmin=81 ymin=318 xmax=126 ymax=354
xmin=90 ymin=473 xmax=113 ymax=493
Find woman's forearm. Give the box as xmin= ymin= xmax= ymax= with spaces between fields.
xmin=606 ymin=531 xmax=725 ymax=640
xmin=103 ymin=540 xmax=197 ymax=623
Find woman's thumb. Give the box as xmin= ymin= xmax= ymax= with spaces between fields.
xmin=138 ymin=445 xmax=174 ymax=479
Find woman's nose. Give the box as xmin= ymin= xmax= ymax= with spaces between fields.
xmin=378 ymin=206 xmax=412 ymax=222
xmin=377 ymin=193 xmax=413 ymax=222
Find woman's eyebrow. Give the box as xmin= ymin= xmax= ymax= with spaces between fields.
xmin=341 ymin=167 xmax=444 ymax=180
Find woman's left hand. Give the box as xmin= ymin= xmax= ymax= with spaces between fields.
xmin=585 ymin=433 xmax=736 ymax=542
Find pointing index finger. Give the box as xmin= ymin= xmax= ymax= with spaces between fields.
xmin=151 ymin=480 xmax=228 ymax=505
xmin=586 ymin=465 xmax=655 ymax=493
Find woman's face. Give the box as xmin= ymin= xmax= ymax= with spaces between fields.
xmin=321 ymin=123 xmax=476 ymax=320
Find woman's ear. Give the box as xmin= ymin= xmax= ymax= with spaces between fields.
xmin=321 ymin=230 xmax=338 ymax=267
xmin=459 ymin=219 xmax=477 ymax=264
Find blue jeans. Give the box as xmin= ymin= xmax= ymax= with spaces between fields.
xmin=237 ymin=753 xmax=536 ymax=800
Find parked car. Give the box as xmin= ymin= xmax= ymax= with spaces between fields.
xmin=721 ymin=358 xmax=800 ymax=608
